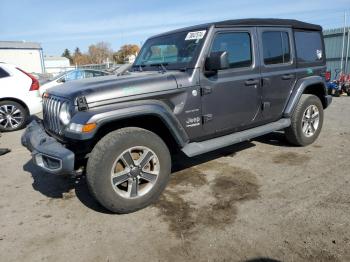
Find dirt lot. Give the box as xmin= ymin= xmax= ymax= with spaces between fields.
xmin=0 ymin=97 xmax=350 ymax=262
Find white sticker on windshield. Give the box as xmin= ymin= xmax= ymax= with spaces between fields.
xmin=185 ymin=30 xmax=206 ymax=41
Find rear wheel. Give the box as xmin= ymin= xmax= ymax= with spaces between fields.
xmin=86 ymin=127 xmax=171 ymax=213
xmin=285 ymin=94 xmax=324 ymax=146
xmin=0 ymin=100 xmax=28 ymax=132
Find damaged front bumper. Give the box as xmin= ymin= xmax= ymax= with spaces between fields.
xmin=21 ymin=120 xmax=75 ymax=175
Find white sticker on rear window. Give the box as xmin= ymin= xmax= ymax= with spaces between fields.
xmin=185 ymin=30 xmax=206 ymax=41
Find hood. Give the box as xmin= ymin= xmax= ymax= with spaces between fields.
xmin=48 ymin=71 xmax=179 ymax=105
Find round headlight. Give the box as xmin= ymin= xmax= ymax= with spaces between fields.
xmin=59 ymin=102 xmax=71 ymax=125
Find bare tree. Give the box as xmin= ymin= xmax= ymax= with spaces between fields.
xmin=72 ymin=47 xmax=91 ymax=65
xmin=113 ymin=44 xmax=140 ymax=64
xmin=88 ymin=42 xmax=113 ymax=64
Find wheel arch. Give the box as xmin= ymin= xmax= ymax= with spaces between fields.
xmin=65 ymin=101 xmax=189 ymax=154
xmin=94 ymin=114 xmax=184 ymax=153
xmin=0 ymin=97 xmax=29 ymax=114
xmin=283 ymin=76 xmax=328 ymax=118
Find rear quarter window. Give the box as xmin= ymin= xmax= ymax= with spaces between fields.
xmin=0 ymin=67 xmax=10 ymax=78
xmin=294 ymin=31 xmax=324 ymax=65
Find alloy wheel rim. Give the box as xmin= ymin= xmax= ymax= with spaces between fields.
xmin=302 ymin=105 xmax=320 ymax=137
xmin=110 ymin=146 xmax=160 ymax=199
xmin=0 ymin=105 xmax=24 ymax=130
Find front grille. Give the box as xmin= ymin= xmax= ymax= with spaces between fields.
xmin=43 ymin=95 xmax=64 ymax=134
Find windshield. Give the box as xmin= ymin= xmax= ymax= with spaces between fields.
xmin=133 ymin=28 xmax=208 ymax=70
xmin=50 ymin=70 xmax=73 ymax=81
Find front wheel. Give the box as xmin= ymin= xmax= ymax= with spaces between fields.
xmin=86 ymin=127 xmax=171 ymax=213
xmin=285 ymin=94 xmax=324 ymax=146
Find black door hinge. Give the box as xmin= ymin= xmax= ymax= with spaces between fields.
xmin=201 ymin=86 xmax=212 ymax=95
xmin=202 ymin=114 xmax=213 ymax=123
xmin=262 ymin=102 xmax=270 ymax=111
xmin=77 ymin=96 xmax=89 ymax=111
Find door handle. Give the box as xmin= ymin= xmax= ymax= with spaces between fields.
xmin=245 ymin=79 xmax=259 ymax=86
xmin=282 ymin=74 xmax=294 ymax=80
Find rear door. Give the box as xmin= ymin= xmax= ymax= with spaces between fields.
xmin=257 ymin=27 xmax=296 ymax=122
xmin=200 ymin=27 xmax=262 ymax=137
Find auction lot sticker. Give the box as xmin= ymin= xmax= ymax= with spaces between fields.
xmin=185 ymin=30 xmax=206 ymax=40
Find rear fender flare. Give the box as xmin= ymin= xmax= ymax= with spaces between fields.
xmin=283 ymin=76 xmax=327 ymax=118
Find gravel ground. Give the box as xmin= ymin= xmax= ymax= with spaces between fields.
xmin=0 ymin=97 xmax=349 ymax=262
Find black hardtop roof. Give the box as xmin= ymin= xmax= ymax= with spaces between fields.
xmin=152 ymin=18 xmax=322 ymax=38
xmin=214 ymin=18 xmax=322 ymax=31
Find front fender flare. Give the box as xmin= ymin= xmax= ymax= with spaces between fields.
xmin=65 ymin=100 xmax=189 ymax=147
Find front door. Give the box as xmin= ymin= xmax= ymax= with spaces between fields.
xmin=200 ymin=28 xmax=262 ymax=137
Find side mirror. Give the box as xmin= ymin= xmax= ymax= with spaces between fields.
xmin=205 ymin=51 xmax=229 ymax=73
xmin=57 ymin=78 xmax=66 ymax=83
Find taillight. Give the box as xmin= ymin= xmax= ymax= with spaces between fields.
xmin=16 ymin=67 xmax=40 ymax=91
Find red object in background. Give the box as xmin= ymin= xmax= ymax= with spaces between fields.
xmin=346 ymin=74 xmax=350 ymax=82
xmin=325 ymin=71 xmax=331 ymax=82
xmin=16 ymin=67 xmax=40 ymax=91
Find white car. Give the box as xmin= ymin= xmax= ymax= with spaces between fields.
xmin=0 ymin=63 xmax=42 ymax=132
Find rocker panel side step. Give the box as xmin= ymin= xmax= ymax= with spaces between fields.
xmin=182 ymin=118 xmax=291 ymax=157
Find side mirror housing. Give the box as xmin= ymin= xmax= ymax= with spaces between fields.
xmin=57 ymin=78 xmax=66 ymax=83
xmin=205 ymin=51 xmax=229 ymax=73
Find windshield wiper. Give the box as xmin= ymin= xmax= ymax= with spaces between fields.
xmin=149 ymin=63 xmax=168 ymax=73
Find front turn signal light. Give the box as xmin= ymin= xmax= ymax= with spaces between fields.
xmin=82 ymin=123 xmax=97 ymax=133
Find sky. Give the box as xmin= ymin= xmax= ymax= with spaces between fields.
xmin=1 ymin=0 xmax=349 ymax=56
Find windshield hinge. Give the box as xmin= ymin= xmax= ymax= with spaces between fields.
xmin=201 ymin=86 xmax=212 ymax=96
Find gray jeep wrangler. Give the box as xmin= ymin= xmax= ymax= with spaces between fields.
xmin=22 ymin=19 xmax=332 ymax=213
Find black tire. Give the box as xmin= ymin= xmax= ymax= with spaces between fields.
xmin=0 ymin=100 xmax=29 ymax=132
xmin=285 ymin=94 xmax=324 ymax=146
xmin=86 ymin=127 xmax=171 ymax=214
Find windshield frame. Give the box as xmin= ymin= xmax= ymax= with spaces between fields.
xmin=133 ymin=27 xmax=209 ymax=71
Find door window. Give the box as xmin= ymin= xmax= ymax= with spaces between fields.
xmin=75 ymin=70 xmax=84 ymax=79
xmin=84 ymin=70 xmax=95 ymax=78
xmin=262 ymin=31 xmax=291 ymax=65
xmin=210 ymin=32 xmax=252 ymax=69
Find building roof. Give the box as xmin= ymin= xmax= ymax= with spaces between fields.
xmin=44 ymin=56 xmax=69 ymax=61
xmin=153 ymin=18 xmax=322 ymax=38
xmin=0 ymin=41 xmax=42 ymax=49
xmin=323 ymin=27 xmax=350 ymax=37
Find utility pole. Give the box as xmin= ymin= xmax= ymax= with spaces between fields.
xmin=345 ymin=26 xmax=350 ymax=74
xmin=340 ymin=12 xmax=347 ymax=73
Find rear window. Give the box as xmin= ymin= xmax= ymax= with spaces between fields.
xmin=0 ymin=67 xmax=10 ymax=78
xmin=262 ymin=31 xmax=291 ymax=65
xmin=294 ymin=31 xmax=323 ymax=63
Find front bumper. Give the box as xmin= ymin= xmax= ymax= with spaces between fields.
xmin=21 ymin=120 xmax=75 ymax=175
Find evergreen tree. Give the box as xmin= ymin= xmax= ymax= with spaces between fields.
xmin=62 ymin=48 xmax=72 ymax=64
